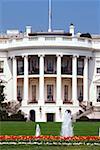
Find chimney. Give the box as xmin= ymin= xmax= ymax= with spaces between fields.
xmin=77 ymin=32 xmax=81 ymax=37
xmin=69 ymin=23 xmax=75 ymax=36
xmin=25 ymin=26 xmax=32 ymax=36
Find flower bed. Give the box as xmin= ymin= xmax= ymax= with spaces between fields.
xmin=0 ymin=135 xmax=100 ymax=146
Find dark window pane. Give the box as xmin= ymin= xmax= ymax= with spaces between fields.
xmin=28 ymin=56 xmax=39 ymax=74
xmin=61 ymin=57 xmax=72 ymax=74
xmin=97 ymin=68 xmax=100 ymax=74
xmin=0 ymin=61 xmax=4 ymax=73
xmin=97 ymin=86 xmax=100 ymax=102
xmin=77 ymin=58 xmax=84 ymax=75
xmin=47 ymin=85 xmax=53 ymax=101
xmin=17 ymin=57 xmax=24 ymax=75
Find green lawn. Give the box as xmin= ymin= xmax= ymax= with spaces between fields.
xmin=0 ymin=121 xmax=100 ymax=136
xmin=0 ymin=145 xmax=100 ymax=150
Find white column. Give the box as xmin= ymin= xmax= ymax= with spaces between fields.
xmin=39 ymin=54 xmax=44 ymax=105
xmin=13 ymin=57 xmax=17 ymax=101
xmin=83 ymin=57 xmax=89 ymax=102
xmin=23 ymin=55 xmax=28 ymax=106
xmin=72 ymin=55 xmax=78 ymax=105
xmin=56 ymin=54 xmax=62 ymax=104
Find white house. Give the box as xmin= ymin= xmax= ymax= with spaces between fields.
xmin=0 ymin=24 xmax=100 ymax=122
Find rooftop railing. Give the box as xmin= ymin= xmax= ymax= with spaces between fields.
xmin=0 ymin=35 xmax=93 ymax=49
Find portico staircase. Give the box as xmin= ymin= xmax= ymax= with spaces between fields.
xmin=73 ymin=101 xmax=100 ymax=120
xmin=6 ymin=101 xmax=21 ymax=114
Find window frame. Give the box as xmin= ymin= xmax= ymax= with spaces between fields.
xmin=47 ymin=84 xmax=54 ymax=101
xmin=0 ymin=61 xmax=4 ymax=74
xmin=96 ymin=85 xmax=100 ymax=102
xmin=96 ymin=60 xmax=100 ymax=75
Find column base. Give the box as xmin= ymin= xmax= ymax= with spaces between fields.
xmin=73 ymin=100 xmax=79 ymax=106
xmin=22 ymin=100 xmax=28 ymax=106
xmin=38 ymin=99 xmax=44 ymax=105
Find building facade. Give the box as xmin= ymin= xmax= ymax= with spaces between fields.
xmin=0 ymin=25 xmax=100 ymax=122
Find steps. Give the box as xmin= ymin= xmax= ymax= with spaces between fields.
xmin=6 ymin=101 xmax=21 ymax=114
xmin=73 ymin=101 xmax=100 ymax=120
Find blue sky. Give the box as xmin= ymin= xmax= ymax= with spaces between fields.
xmin=0 ymin=0 xmax=100 ymax=34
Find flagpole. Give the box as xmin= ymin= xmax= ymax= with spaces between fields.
xmin=48 ymin=0 xmax=52 ymax=32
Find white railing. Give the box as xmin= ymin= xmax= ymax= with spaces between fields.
xmin=0 ymin=35 xmax=94 ymax=49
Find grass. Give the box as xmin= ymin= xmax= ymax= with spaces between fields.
xmin=0 ymin=145 xmax=100 ymax=150
xmin=0 ymin=121 xmax=100 ymax=136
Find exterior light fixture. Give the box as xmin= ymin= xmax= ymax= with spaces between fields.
xmin=59 ymin=106 xmax=61 ymax=112
xmin=39 ymin=106 xmax=42 ymax=113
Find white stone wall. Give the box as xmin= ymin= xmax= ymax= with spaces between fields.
xmin=0 ymin=34 xmax=100 ymax=121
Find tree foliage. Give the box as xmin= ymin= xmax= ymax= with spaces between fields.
xmin=0 ymin=81 xmax=5 ymax=107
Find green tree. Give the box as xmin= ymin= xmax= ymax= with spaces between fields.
xmin=0 ymin=81 xmax=8 ymax=121
xmin=0 ymin=81 xmax=5 ymax=107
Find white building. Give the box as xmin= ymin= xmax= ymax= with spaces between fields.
xmin=0 ymin=24 xmax=100 ymax=122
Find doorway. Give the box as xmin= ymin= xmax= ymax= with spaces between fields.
xmin=46 ymin=113 xmax=55 ymax=122
xmin=29 ymin=110 xmax=35 ymax=121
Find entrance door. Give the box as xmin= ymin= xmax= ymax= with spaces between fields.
xmin=29 ymin=110 xmax=35 ymax=121
xmin=46 ymin=113 xmax=55 ymax=122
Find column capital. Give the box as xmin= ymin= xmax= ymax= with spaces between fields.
xmin=9 ymin=56 xmax=16 ymax=59
xmin=38 ymin=54 xmax=45 ymax=57
xmin=84 ymin=56 xmax=90 ymax=59
xmin=56 ymin=53 xmax=63 ymax=57
xmin=73 ymin=54 xmax=79 ymax=58
xmin=22 ymin=54 xmax=28 ymax=58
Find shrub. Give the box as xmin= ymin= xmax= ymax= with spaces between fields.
xmin=8 ymin=110 xmax=26 ymax=121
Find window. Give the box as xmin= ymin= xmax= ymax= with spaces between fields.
xmin=28 ymin=56 xmax=39 ymax=74
xmin=0 ymin=61 xmax=4 ymax=73
xmin=97 ymin=86 xmax=100 ymax=102
xmin=77 ymin=58 xmax=84 ymax=75
xmin=17 ymin=58 xmax=24 ymax=75
xmin=96 ymin=60 xmax=100 ymax=74
xmin=61 ymin=57 xmax=72 ymax=74
xmin=64 ymin=85 xmax=68 ymax=101
xmin=46 ymin=113 xmax=55 ymax=122
xmin=47 ymin=59 xmax=53 ymax=72
xmin=17 ymin=85 xmax=23 ymax=102
xmin=32 ymin=85 xmax=36 ymax=101
xmin=45 ymin=56 xmax=56 ymax=74
xmin=47 ymin=85 xmax=54 ymax=101
xmin=97 ymin=68 xmax=100 ymax=74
